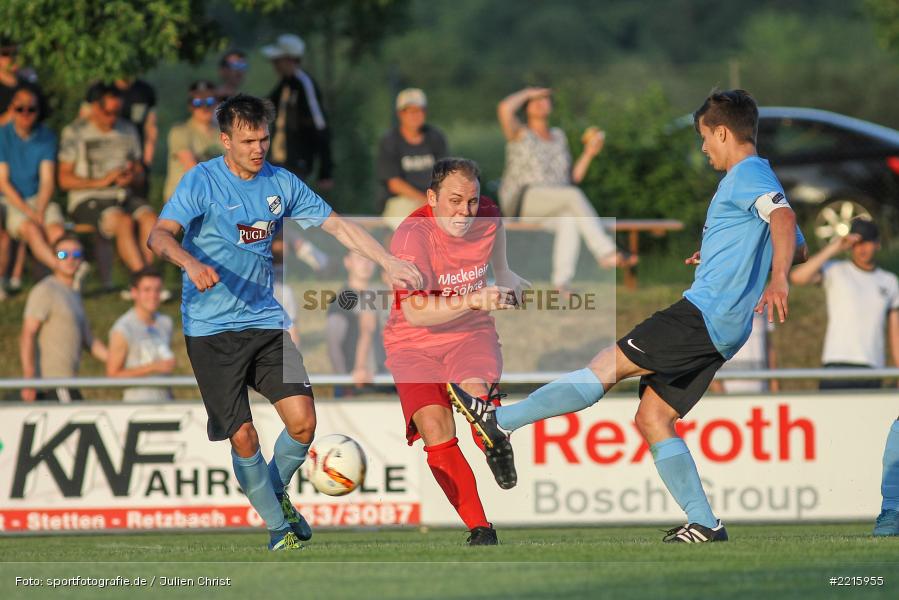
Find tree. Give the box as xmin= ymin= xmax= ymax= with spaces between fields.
xmin=0 ymin=0 xmax=219 ymax=89
xmin=234 ymin=0 xmax=410 ymax=97
xmin=866 ymin=0 xmax=899 ymax=51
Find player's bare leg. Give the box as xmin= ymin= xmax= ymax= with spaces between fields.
xmin=414 ymin=403 xmax=496 ymax=546
xmin=269 ymin=394 xmax=316 ymax=541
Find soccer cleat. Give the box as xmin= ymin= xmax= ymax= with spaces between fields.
xmin=483 ymin=437 xmax=517 ymax=490
xmin=268 ymin=529 xmax=302 ymax=551
xmin=662 ymin=520 xmax=729 ymax=543
xmin=447 ymin=383 xmax=517 ymax=489
xmin=467 ymin=524 xmax=499 ymax=546
xmin=278 ymin=490 xmax=313 ymax=541
xmin=873 ymin=509 xmax=899 ymax=537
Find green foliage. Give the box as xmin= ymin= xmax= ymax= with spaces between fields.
xmin=0 ymin=1 xmax=219 ymax=88
xmin=237 ymin=0 xmax=411 ymax=64
xmin=866 ymin=0 xmax=899 ymax=51
xmin=553 ymin=86 xmax=718 ymax=230
xmin=0 ymin=0 xmax=220 ymax=131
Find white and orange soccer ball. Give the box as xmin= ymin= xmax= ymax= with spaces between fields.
xmin=305 ymin=434 xmax=367 ymax=496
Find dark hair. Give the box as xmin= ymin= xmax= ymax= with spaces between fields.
xmin=85 ymin=81 xmax=122 ymax=104
xmin=215 ymin=93 xmax=275 ymax=135
xmin=189 ymin=80 xmax=216 ymax=95
xmin=11 ymin=81 xmax=47 ymax=120
xmin=693 ymin=89 xmax=758 ymax=145
xmin=219 ymin=49 xmax=247 ymax=69
xmin=429 ymin=157 xmax=481 ymax=192
xmin=130 ymin=267 xmax=163 ymax=288
xmin=53 ymin=234 xmax=82 ymax=251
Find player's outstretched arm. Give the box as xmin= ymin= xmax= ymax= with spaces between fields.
xmin=147 ymin=218 xmax=220 ymax=292
xmin=755 ymin=207 xmax=796 ymax=323
xmin=321 ymin=212 xmax=422 ymax=289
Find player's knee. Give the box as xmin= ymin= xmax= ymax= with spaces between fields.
xmin=416 ymin=415 xmax=453 ymax=445
xmin=230 ymin=423 xmax=260 ymax=455
xmin=634 ymin=406 xmax=674 ymax=439
xmin=285 ymin=414 xmax=316 ymax=441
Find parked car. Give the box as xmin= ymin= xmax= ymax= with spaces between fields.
xmin=756 ymin=107 xmax=899 ymax=242
xmin=682 ymin=107 xmax=899 ymax=242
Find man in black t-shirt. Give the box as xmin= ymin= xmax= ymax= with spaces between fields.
xmin=116 ymin=78 xmax=158 ymax=171
xmin=376 ymin=88 xmax=448 ymax=228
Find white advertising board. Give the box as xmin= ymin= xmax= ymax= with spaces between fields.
xmin=0 ymin=393 xmax=893 ymax=533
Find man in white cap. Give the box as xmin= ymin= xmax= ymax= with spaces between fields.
xmin=377 ymin=88 xmax=448 ymax=228
xmin=263 ymin=34 xmax=333 ymax=191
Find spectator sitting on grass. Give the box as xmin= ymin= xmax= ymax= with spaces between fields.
xmin=106 ymin=268 xmax=175 ymax=402
xmin=20 ymin=235 xmax=108 ymax=402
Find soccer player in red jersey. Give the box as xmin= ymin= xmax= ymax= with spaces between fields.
xmin=383 ymin=157 xmax=529 ymax=545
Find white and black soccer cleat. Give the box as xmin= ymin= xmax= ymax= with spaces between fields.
xmin=447 ymin=383 xmax=517 ymax=489
xmin=662 ymin=520 xmax=729 ymax=543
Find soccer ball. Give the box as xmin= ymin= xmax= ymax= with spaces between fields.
xmin=306 ymin=434 xmax=367 ymax=496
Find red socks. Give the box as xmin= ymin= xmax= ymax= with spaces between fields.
xmin=469 ymin=394 xmax=501 ymax=452
xmin=424 ymin=437 xmax=488 ymax=529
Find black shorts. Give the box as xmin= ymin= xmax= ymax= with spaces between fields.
xmin=71 ymin=196 xmax=152 ymax=237
xmin=617 ymin=298 xmax=725 ymax=417
xmin=185 ymin=329 xmax=314 ymax=441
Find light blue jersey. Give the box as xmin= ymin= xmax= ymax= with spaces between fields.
xmin=684 ymin=156 xmax=804 ymax=359
xmin=160 ymin=156 xmax=332 ymax=336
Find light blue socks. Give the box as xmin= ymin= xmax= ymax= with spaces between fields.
xmin=232 ymin=448 xmax=288 ymax=532
xmin=652 ymin=437 xmax=717 ymax=528
xmin=495 ymin=368 xmax=605 ymax=431
xmin=881 ymin=420 xmax=899 ymax=512
xmin=268 ymin=428 xmax=312 ymax=496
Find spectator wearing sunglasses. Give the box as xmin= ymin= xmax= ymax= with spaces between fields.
xmin=0 ymin=39 xmax=38 ymax=125
xmin=217 ymin=50 xmax=248 ymax=101
xmin=20 ymin=235 xmax=108 ymax=402
xmin=0 ymin=83 xmax=65 ymax=277
xmin=59 ymin=83 xmax=157 ymax=282
xmin=163 ymin=81 xmax=224 ymax=201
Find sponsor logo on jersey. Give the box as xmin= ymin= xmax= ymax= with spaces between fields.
xmin=771 ymin=192 xmax=786 ymax=204
xmin=237 ymin=221 xmax=276 ymax=244
xmin=266 ymin=195 xmax=283 ymax=216
xmin=437 ymin=263 xmax=489 ymax=296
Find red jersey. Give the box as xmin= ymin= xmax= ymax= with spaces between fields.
xmin=383 ymin=198 xmax=502 ymax=351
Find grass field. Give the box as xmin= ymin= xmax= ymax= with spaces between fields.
xmin=1 ymin=524 xmax=897 ymax=599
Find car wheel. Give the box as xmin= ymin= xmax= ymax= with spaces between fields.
xmin=812 ymin=198 xmax=874 ymax=243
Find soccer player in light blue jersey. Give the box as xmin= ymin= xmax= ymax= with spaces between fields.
xmin=148 ymin=94 xmax=422 ymax=551
xmin=449 ymin=89 xmax=808 ymax=543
